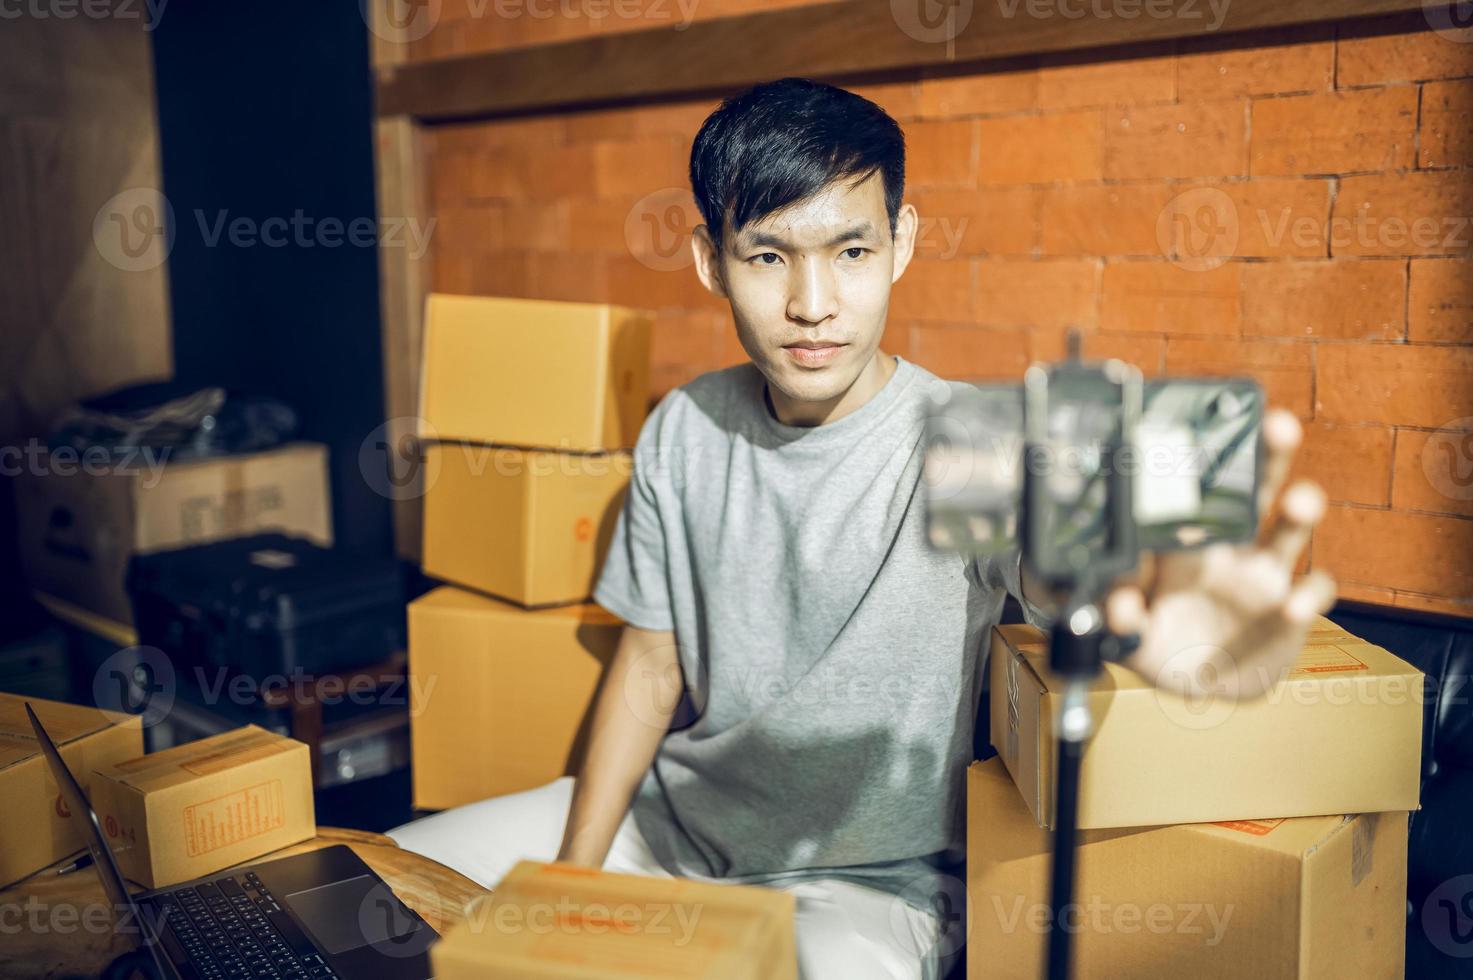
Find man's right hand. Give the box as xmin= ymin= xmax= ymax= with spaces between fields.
xmin=556 ymin=624 xmax=682 ymax=867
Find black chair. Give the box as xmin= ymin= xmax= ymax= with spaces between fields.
xmin=1330 ymin=602 xmax=1473 ymax=979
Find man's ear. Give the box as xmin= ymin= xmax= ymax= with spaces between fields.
xmin=691 ymin=224 xmax=728 ymax=299
xmin=890 ymin=202 xmax=919 ymax=284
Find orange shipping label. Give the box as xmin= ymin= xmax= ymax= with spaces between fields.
xmin=1212 ymin=818 xmax=1287 ymax=836
xmin=183 ymin=780 xmax=286 ymax=856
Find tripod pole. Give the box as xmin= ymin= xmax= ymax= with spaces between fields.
xmin=1045 ymin=605 xmax=1104 ymax=980
xmin=1046 ymin=680 xmax=1092 ymax=980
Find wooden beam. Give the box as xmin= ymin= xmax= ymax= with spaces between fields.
xmin=369 ymin=3 xmax=429 ymax=560
xmin=376 ymin=0 xmax=1431 ymax=120
xmin=373 ymin=115 xmax=430 ymax=562
xmin=367 ymin=0 xmax=408 ymax=71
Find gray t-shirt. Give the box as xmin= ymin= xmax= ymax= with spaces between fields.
xmin=592 ymin=353 xmax=1046 ymax=911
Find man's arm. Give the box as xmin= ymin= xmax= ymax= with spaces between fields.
xmin=556 ymin=623 xmax=682 ymax=867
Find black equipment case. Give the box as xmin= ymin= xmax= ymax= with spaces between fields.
xmin=127 ymin=533 xmax=405 ymax=677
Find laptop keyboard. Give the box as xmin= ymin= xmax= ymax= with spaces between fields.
xmin=153 ymin=871 xmax=339 ymax=980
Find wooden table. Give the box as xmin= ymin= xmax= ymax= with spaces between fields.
xmin=0 ymin=828 xmax=488 ymax=979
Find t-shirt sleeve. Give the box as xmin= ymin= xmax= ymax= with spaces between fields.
xmin=970 ymin=548 xmax=1053 ymax=630
xmin=592 ymin=407 xmax=676 ymax=633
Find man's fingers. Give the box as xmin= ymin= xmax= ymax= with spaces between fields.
xmin=1285 ymin=569 xmax=1337 ymax=624
xmin=1110 ymin=551 xmax=1157 ymax=595
xmin=1257 ymin=408 xmax=1302 ymax=519
xmin=1267 ymin=480 xmax=1327 ymax=569
xmin=1105 ymin=585 xmax=1149 ymax=636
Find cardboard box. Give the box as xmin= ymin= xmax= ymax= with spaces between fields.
xmin=422 ymin=445 xmax=631 ymax=605
xmin=0 ymin=694 xmax=143 ymax=888
xmin=409 ymin=587 xmax=620 ymax=810
xmin=966 ymin=758 xmax=1407 ymax=979
xmin=432 ymin=860 xmax=797 ymax=979
xmin=90 ymin=726 xmax=315 ymax=888
xmin=417 ymin=293 xmax=653 ymax=451
xmin=990 ymin=618 xmax=1423 ymax=829
xmin=15 ymin=442 xmax=332 ymax=623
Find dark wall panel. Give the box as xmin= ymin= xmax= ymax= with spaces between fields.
xmin=151 ymin=0 xmax=391 ymax=557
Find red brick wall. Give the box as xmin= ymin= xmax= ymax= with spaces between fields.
xmin=419 ymin=13 xmax=1473 ymax=617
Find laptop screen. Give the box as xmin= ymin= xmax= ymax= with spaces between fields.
xmin=25 ymin=702 xmax=178 ymax=980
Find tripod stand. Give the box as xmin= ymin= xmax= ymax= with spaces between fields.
xmin=1043 ymin=596 xmax=1108 ymax=980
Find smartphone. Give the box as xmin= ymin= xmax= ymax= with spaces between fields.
xmin=922 ymin=369 xmax=1264 ymax=575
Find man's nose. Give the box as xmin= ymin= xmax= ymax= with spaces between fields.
xmin=786 ymin=259 xmax=839 ymax=325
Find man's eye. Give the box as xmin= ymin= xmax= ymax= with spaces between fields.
xmin=842 ymin=247 xmax=867 ymax=259
xmin=752 ymin=252 xmax=781 ymax=265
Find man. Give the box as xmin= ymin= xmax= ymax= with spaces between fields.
xmin=391 ymin=77 xmax=1335 ymax=979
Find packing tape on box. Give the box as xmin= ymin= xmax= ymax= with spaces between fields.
xmin=1006 ymin=650 xmax=1020 ymax=764
xmin=1351 ymin=814 xmax=1375 ymax=887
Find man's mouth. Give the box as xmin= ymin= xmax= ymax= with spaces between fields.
xmin=782 ymin=341 xmax=847 ymax=368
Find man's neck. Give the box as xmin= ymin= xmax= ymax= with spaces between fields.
xmin=765 ymin=349 xmax=898 ymax=427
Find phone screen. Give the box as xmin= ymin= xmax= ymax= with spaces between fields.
xmin=1025 ymin=367 xmax=1133 ymax=579
xmin=923 ymin=375 xmax=1262 ymax=563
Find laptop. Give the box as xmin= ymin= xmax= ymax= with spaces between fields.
xmin=25 ymin=702 xmax=437 ymax=979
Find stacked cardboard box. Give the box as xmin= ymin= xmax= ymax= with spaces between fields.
xmin=0 ymin=693 xmax=144 ymax=888
xmin=971 ymin=616 xmax=1424 ymax=977
xmin=409 ymin=294 xmax=653 ymax=810
xmin=91 ymin=725 xmax=316 ymax=888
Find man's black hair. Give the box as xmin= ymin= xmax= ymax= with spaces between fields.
xmin=689 ymin=77 xmax=906 ymax=254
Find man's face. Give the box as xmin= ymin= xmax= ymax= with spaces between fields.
xmin=693 ymin=171 xmax=917 ymax=417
